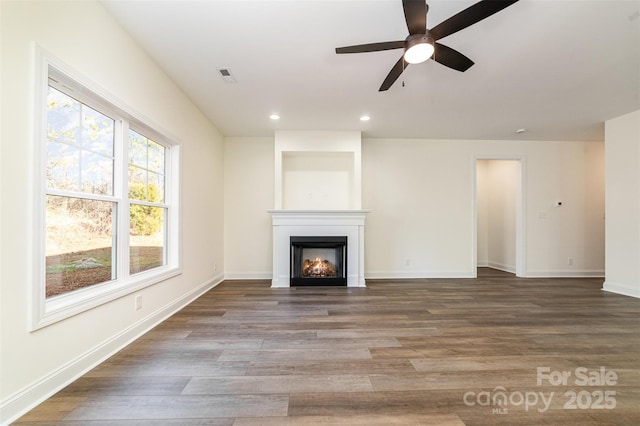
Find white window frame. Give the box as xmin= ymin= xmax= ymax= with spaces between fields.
xmin=31 ymin=45 xmax=181 ymax=331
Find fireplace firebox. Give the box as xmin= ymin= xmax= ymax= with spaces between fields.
xmin=290 ymin=236 xmax=347 ymax=286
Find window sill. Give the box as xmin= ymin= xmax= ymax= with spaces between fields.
xmin=31 ymin=266 xmax=181 ymax=331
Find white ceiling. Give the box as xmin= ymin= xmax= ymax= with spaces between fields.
xmin=102 ymin=0 xmax=640 ymax=141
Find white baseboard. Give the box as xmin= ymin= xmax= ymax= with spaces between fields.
xmin=366 ymin=269 xmax=606 ymax=280
xmin=525 ymin=270 xmax=605 ymax=278
xmin=224 ymin=272 xmax=272 ymax=280
xmin=487 ymin=261 xmax=516 ymax=274
xmin=365 ymin=271 xmax=475 ymax=279
xmin=602 ymin=280 xmax=640 ymax=298
xmin=0 ymin=275 xmax=224 ymax=426
xmin=226 ymin=271 xmax=479 ymax=281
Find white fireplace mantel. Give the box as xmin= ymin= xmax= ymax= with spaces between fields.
xmin=268 ymin=210 xmax=369 ymax=288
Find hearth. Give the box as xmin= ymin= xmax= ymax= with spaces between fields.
xmin=290 ymin=236 xmax=347 ymax=286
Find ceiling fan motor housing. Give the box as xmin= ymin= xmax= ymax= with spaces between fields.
xmin=405 ymin=33 xmax=433 ymax=48
xmin=404 ymin=33 xmax=435 ymax=63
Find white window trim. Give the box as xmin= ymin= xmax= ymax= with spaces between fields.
xmin=30 ymin=44 xmax=182 ymax=331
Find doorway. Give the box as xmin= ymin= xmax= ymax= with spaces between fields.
xmin=474 ymin=159 xmax=525 ymax=277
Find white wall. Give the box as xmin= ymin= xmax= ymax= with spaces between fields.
xmin=604 ymin=110 xmax=640 ymax=298
xmin=362 ymin=139 xmax=475 ymax=277
xmin=362 ymin=139 xmax=604 ymax=278
xmin=488 ymin=160 xmax=518 ymax=272
xmin=476 ymin=161 xmax=489 ymax=266
xmin=224 ymin=137 xmax=605 ymax=280
xmin=224 ymin=137 xmax=274 ymax=279
xmin=0 ymin=1 xmax=225 ymax=422
xmin=477 ymin=160 xmax=519 ymax=273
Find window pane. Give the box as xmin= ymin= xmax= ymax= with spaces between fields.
xmin=46 ymin=195 xmax=116 ymax=298
xmin=130 ymin=205 xmax=165 ymax=274
xmin=149 ymin=171 xmax=164 ymax=203
xmin=47 ymin=87 xmax=80 ymax=145
xmin=46 ymin=140 xmax=80 ymax=191
xmin=47 ymin=86 xmax=114 ymax=195
xmin=128 ymin=166 xmax=147 ymax=201
xmin=81 ymin=151 xmax=113 ymax=195
xmin=148 ymin=140 xmax=165 ymax=174
xmin=128 ymin=131 xmax=165 ymax=203
xmin=81 ymin=105 xmax=114 ymax=156
xmin=129 ymin=130 xmax=147 ymax=168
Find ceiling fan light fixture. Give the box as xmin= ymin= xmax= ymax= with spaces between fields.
xmin=404 ymin=34 xmax=434 ymax=64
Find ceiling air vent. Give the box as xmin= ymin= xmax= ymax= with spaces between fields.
xmin=217 ymin=67 xmax=237 ymax=84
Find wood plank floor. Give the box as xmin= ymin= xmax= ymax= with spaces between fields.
xmin=15 ymin=269 xmax=640 ymax=425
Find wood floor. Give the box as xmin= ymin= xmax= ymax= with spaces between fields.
xmin=16 ymin=269 xmax=640 ymax=425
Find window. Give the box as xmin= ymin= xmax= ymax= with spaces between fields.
xmin=128 ymin=130 xmax=167 ymax=275
xmin=32 ymin=48 xmax=180 ymax=330
xmin=45 ymin=86 xmax=118 ymax=298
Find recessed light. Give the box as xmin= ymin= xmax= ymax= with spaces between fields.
xmin=360 ymin=114 xmax=371 ymax=121
xmin=270 ymin=114 xmax=280 ymax=120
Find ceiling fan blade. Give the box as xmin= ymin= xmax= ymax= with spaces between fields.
xmin=379 ymin=56 xmax=409 ymax=92
xmin=430 ymin=0 xmax=519 ymax=41
xmin=403 ymin=0 xmax=428 ymax=35
xmin=336 ymin=41 xmax=405 ymax=54
xmin=433 ymin=42 xmax=474 ymax=72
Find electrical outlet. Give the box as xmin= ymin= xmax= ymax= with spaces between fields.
xmin=213 ymin=263 xmax=217 ymax=272
xmin=567 ymin=257 xmax=573 ymax=266
xmin=134 ymin=295 xmax=142 ymax=311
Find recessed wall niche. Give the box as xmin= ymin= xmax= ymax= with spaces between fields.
xmin=274 ymin=131 xmax=362 ymax=210
xmin=282 ymin=151 xmax=354 ymax=210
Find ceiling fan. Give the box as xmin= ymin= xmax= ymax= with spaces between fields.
xmin=335 ymin=0 xmax=520 ymax=91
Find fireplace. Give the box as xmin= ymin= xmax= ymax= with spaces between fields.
xmin=290 ymin=236 xmax=347 ymax=286
xmin=269 ymin=210 xmax=367 ymax=288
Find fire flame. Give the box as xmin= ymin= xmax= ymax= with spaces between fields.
xmin=302 ymin=257 xmax=337 ymax=277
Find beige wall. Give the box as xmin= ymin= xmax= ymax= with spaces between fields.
xmin=476 ymin=160 xmax=490 ymax=266
xmin=604 ymin=110 xmax=640 ymax=297
xmin=224 ymin=137 xmax=605 ymax=279
xmin=362 ymin=139 xmax=475 ymax=277
xmin=363 ymin=138 xmax=604 ymax=278
xmin=477 ymin=160 xmax=519 ymax=273
xmin=0 ymin=1 xmax=224 ymax=422
xmin=224 ymin=137 xmax=274 ymax=278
